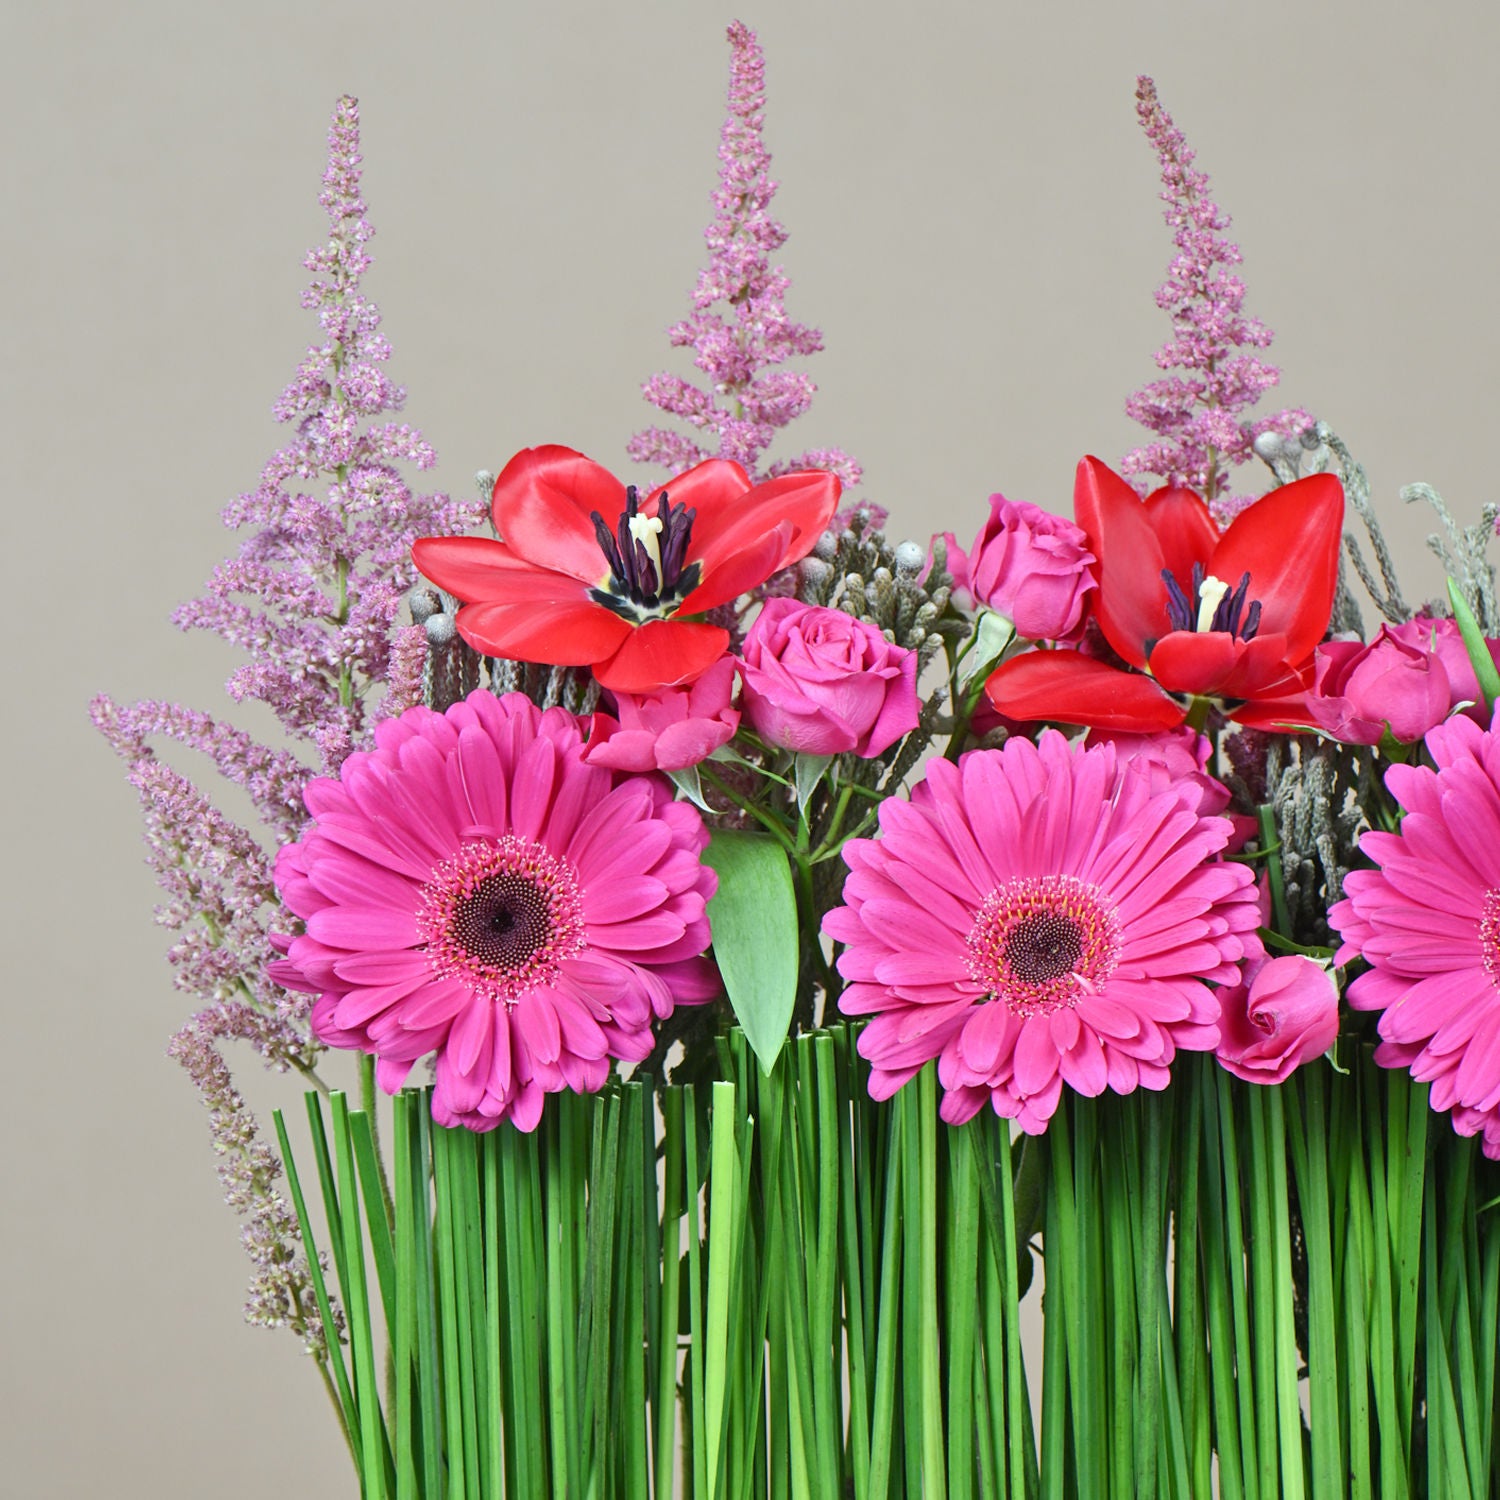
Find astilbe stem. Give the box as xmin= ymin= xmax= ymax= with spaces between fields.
xmin=1121 ymin=76 xmax=1310 ymax=522
xmin=96 ymin=96 xmax=480 ymax=1349
xmin=627 ymin=21 xmax=861 ymax=489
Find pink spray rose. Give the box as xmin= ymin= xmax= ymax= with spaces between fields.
xmin=1308 ymin=625 xmax=1454 ymax=745
xmin=1392 ymin=616 xmax=1500 ymax=723
xmin=584 ymin=656 xmax=740 ymax=773
xmin=944 ymin=496 xmax=1096 ymax=642
xmin=1215 ymin=955 xmax=1339 ymax=1085
xmin=1085 ymin=726 xmax=1232 ymax=818
xmin=739 ymin=598 xmax=919 ymax=757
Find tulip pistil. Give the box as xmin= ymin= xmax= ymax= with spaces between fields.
xmin=590 ymin=486 xmax=703 ymax=623
xmin=1162 ymin=564 xmax=1262 ymax=642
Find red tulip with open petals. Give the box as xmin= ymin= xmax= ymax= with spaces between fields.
xmin=413 ymin=446 xmax=841 ymax=695
xmin=985 ymin=457 xmax=1344 ymax=731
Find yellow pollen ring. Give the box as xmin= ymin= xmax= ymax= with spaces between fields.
xmin=1195 ymin=573 xmax=1231 ymax=633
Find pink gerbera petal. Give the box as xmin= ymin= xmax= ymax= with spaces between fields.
xmin=1329 ymin=711 xmax=1500 ymax=1156
xmin=272 ymin=690 xmax=718 ymax=1131
xmin=824 ymin=729 xmax=1259 ymax=1127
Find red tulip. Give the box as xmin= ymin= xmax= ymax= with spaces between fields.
xmin=413 ymin=446 xmax=840 ymax=694
xmin=985 ymin=457 xmax=1344 ymax=730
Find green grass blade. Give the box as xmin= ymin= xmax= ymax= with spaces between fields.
xmin=274 ymin=1105 xmax=358 ymax=1465
xmin=947 ymin=1119 xmax=980 ymax=1500
xmin=1288 ymin=1068 xmax=1342 ymax=1496
xmin=865 ymin=1092 xmax=904 ymax=1500
xmin=704 ymin=1079 xmax=739 ymax=1500
xmin=331 ymin=1091 xmax=393 ymax=1500
xmin=350 ymin=1108 xmax=398 ymax=1339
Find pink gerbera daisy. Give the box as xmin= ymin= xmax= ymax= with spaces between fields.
xmin=270 ymin=690 xmax=719 ymax=1131
xmin=822 ymin=731 xmax=1261 ymax=1131
xmin=1329 ymin=711 xmax=1500 ymax=1158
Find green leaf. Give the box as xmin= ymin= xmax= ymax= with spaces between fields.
xmin=793 ymin=753 xmax=833 ymax=816
xmin=1447 ymin=578 xmax=1500 ymax=712
xmin=667 ymin=763 xmax=714 ymax=812
xmin=959 ymin=608 xmax=1016 ymax=685
xmin=702 ymin=829 xmax=799 ymax=1074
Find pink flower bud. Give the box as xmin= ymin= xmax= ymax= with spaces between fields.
xmin=949 ymin=496 xmax=1096 ymax=642
xmin=1308 ymin=625 xmax=1453 ymax=745
xmin=583 ymin=656 xmax=740 ymax=772
xmin=1388 ymin=616 xmax=1500 ymax=724
xmin=739 ymin=599 xmax=918 ymax=758
xmin=1216 ymin=955 xmax=1339 ymax=1085
xmin=1086 ymin=726 xmax=1232 ymax=818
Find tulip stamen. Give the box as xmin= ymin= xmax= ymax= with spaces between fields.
xmin=590 ymin=486 xmax=703 ymax=623
xmin=1161 ymin=563 xmax=1262 ymax=643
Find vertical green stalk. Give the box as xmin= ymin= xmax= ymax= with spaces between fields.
xmin=990 ymin=1112 xmax=1031 ymax=1500
xmin=1290 ymin=1067 xmax=1342 ymax=1497
xmin=544 ymin=1102 xmax=577 ymax=1499
xmin=273 ymin=1105 xmax=359 ymax=1471
xmin=900 ymin=1083 xmax=925 ymax=1498
xmin=332 ymin=1092 xmax=392 ymax=1500
xmin=837 ymin=1036 xmax=873 ymax=1500
xmin=1100 ymin=1116 xmax=1138 ymax=1498
xmin=946 ymin=1120 xmax=981 ymax=1500
xmin=685 ymin=1083 xmax=708 ymax=1500
xmin=391 ymin=1094 xmax=418 ymax=1500
xmin=410 ymin=1104 xmax=443 ymax=1500
xmin=1340 ymin=1111 xmax=1372 ymax=1500
xmin=1134 ymin=1094 xmax=1166 ymax=1500
xmin=1264 ymin=1088 xmax=1305 ymax=1500
xmin=866 ymin=1097 xmax=905 ymax=1500
xmin=1040 ymin=1152 xmax=1069 ymax=1500
xmin=657 ymin=1088 xmax=687 ymax=1500
xmin=916 ymin=1067 xmax=948 ymax=1497
xmin=704 ymin=1079 xmax=739 ymax=1500
xmin=1361 ymin=1061 xmax=1407 ymax=1498
xmin=1173 ymin=1065 xmax=1209 ymax=1497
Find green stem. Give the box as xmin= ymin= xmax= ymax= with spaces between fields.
xmin=699 ymin=764 xmax=799 ymax=855
xmin=357 ymin=1053 xmax=396 ymax=1232
xmin=1257 ymin=804 xmax=1293 ymax=936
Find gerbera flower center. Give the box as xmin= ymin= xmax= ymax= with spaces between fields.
xmin=1480 ymin=889 xmax=1500 ymax=985
xmin=589 ymin=485 xmax=704 ymax=624
xmin=417 ymin=836 xmax=586 ymax=1003
xmin=1161 ymin=562 xmax=1262 ymax=642
xmin=965 ymin=874 xmax=1122 ymax=1019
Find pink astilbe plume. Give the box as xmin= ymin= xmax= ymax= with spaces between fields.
xmin=173 ymin=95 xmax=482 ymax=751
xmin=1121 ymin=77 xmax=1310 ymax=523
xmin=93 ymin=97 xmax=480 ymax=1343
xmin=1330 ymin=712 xmax=1500 ymax=1158
xmin=824 ymin=733 xmax=1261 ymax=1132
xmin=627 ymin=21 xmax=861 ymax=489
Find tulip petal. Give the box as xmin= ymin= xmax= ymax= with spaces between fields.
xmin=595 ymin=620 xmax=731 ymax=694
xmin=455 ymin=598 xmax=632 ymax=665
xmin=1210 ymin=472 xmax=1343 ymax=663
xmin=984 ymin=649 xmax=1186 ymax=731
xmin=1073 ymin=456 xmax=1169 ymax=668
xmin=688 ymin=467 xmax=840 ymax=571
xmin=680 ymin=522 xmax=795 ymax=614
xmin=1143 ymin=485 xmax=1220 ymax=593
xmin=1145 ymin=629 xmax=1242 ymax=696
xmin=413 ymin=536 xmax=604 ymax=604
xmin=490 ymin=445 xmax=627 ymax=582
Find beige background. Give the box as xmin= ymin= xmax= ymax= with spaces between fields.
xmin=7 ymin=0 xmax=1497 ymax=1493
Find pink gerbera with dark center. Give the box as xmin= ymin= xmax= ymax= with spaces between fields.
xmin=823 ymin=731 xmax=1260 ymax=1131
xmin=270 ymin=690 xmax=719 ymax=1131
xmin=1330 ymin=711 xmax=1500 ymax=1158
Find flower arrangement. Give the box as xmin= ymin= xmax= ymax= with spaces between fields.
xmin=98 ymin=23 xmax=1500 ymax=1500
